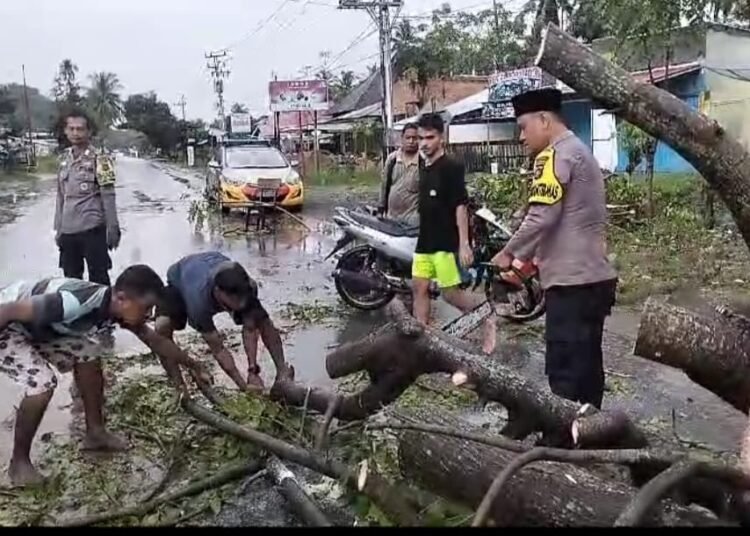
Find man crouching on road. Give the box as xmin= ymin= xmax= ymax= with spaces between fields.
xmin=0 ymin=266 xmax=211 ymax=487
xmin=155 ymin=252 xmax=294 ymax=393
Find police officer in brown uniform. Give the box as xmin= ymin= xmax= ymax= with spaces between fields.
xmin=54 ymin=110 xmax=121 ymax=286
xmin=492 ymin=88 xmax=618 ymax=409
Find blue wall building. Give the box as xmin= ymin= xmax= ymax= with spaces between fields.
xmin=560 ymin=69 xmax=704 ymax=174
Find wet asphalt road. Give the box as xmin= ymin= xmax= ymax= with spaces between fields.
xmin=0 ymin=157 xmax=747 ymax=523
xmin=0 ymin=156 xmax=398 ymax=461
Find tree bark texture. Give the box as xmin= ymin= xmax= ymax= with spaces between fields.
xmin=396 ymin=411 xmax=725 ymax=527
xmin=322 ymin=300 xmax=645 ymax=447
xmin=634 ymin=295 xmax=750 ymax=413
xmin=535 ymin=23 xmax=750 ymax=249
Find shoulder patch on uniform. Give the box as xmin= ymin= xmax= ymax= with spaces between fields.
xmin=528 ymin=147 xmax=563 ymax=205
xmin=96 ymin=155 xmax=116 ymax=186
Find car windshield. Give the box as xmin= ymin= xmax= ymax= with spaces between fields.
xmin=224 ymin=147 xmax=288 ymax=169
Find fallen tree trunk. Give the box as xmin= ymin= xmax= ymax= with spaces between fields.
xmin=396 ymin=411 xmax=726 ymax=527
xmin=312 ymin=300 xmax=646 ymax=447
xmin=181 ymin=398 xmax=420 ymax=526
xmin=535 ymin=23 xmax=750 ymax=249
xmin=266 ymin=456 xmax=332 ymax=527
xmin=634 ymin=296 xmax=750 ymax=413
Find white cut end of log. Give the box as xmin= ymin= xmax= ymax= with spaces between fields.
xmin=534 ymin=24 xmax=550 ymax=66
xmin=268 ymin=456 xmax=296 ymax=484
xmin=357 ymin=459 xmax=369 ymax=491
xmin=741 ymin=417 xmax=750 ymax=477
xmin=452 ymin=371 xmax=469 ymax=387
xmin=571 ymin=420 xmax=580 ymax=446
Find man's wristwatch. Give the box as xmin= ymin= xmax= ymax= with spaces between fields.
xmin=249 ymin=364 xmax=261 ymax=375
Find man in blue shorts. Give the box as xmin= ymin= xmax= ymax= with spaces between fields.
xmin=155 ymin=252 xmax=294 ymax=392
xmin=0 ymin=266 xmax=210 ymax=487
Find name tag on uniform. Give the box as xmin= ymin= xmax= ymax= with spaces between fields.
xmin=429 ymin=189 xmax=437 ymax=197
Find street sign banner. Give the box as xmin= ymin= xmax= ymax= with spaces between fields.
xmin=230 ymin=113 xmax=253 ymax=133
xmin=269 ymin=80 xmax=329 ymax=112
xmin=482 ymin=66 xmax=557 ymax=120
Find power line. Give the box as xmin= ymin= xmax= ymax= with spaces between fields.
xmin=292 ymin=22 xmax=378 ymax=79
xmin=222 ymin=0 xmax=295 ymax=52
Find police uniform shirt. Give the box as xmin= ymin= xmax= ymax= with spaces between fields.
xmin=503 ymin=130 xmax=617 ymax=289
xmin=54 ymin=147 xmax=117 ymax=235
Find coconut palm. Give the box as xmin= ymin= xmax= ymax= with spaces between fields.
xmin=86 ymin=72 xmax=124 ymax=130
xmin=52 ymin=59 xmax=82 ymax=104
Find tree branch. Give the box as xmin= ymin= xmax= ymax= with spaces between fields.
xmin=614 ymin=460 xmax=702 ymax=527
xmin=57 ymin=459 xmax=265 ymax=527
xmin=472 ymin=447 xmax=551 ymax=527
xmin=181 ymin=398 xmax=420 ymax=526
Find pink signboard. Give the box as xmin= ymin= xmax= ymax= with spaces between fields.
xmin=269 ymin=80 xmax=329 ymax=112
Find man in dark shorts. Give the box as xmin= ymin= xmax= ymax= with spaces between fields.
xmin=492 ymin=88 xmax=618 ymax=409
xmin=411 ymin=113 xmax=497 ymax=354
xmin=0 ymin=266 xmax=210 ymax=487
xmin=155 ymin=252 xmax=294 ymax=392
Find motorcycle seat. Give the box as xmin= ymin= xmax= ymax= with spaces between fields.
xmin=348 ymin=211 xmax=420 ymax=238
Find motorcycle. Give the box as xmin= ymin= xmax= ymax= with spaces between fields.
xmin=325 ymin=200 xmax=545 ymax=323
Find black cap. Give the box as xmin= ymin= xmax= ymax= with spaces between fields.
xmin=511 ymin=88 xmax=562 ymax=118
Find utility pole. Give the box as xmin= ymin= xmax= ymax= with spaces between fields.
xmin=21 ymin=64 xmax=35 ymax=168
xmin=174 ymin=94 xmax=187 ymax=122
xmin=205 ymin=50 xmax=230 ymax=129
xmin=339 ymin=0 xmax=402 ymax=158
xmin=492 ymin=0 xmax=501 ymax=71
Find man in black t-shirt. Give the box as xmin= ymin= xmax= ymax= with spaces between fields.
xmin=412 ymin=113 xmax=497 ymax=354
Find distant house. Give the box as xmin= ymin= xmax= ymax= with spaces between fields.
xmin=323 ymin=69 xmax=489 ymax=153
xmin=329 ymin=69 xmax=489 ymax=120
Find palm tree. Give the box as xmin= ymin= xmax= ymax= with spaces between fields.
xmin=52 ymin=59 xmax=81 ymax=104
xmin=86 ymin=72 xmax=123 ymax=130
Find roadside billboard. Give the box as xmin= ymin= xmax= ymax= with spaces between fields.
xmin=269 ymin=80 xmax=329 ymax=112
xmin=230 ymin=112 xmax=253 ymax=133
xmin=482 ymin=66 xmax=557 ymax=120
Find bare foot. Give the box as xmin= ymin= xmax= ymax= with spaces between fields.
xmin=482 ymin=319 xmax=497 ymax=355
xmin=245 ymin=373 xmax=265 ymax=393
xmin=82 ymin=430 xmax=128 ymax=452
xmin=275 ymin=364 xmax=295 ymax=384
xmin=8 ymin=458 xmax=44 ymax=488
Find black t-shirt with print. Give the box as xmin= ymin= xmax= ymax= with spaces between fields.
xmin=416 ymin=154 xmax=469 ymax=254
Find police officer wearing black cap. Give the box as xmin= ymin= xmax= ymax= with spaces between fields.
xmin=492 ymin=88 xmax=618 ymax=410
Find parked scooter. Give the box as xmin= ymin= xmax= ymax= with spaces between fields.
xmin=325 ymin=201 xmax=545 ymax=323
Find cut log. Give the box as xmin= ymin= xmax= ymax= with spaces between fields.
xmin=634 ymin=295 xmax=750 ymax=413
xmin=396 ymin=411 xmax=726 ymax=527
xmin=266 ymin=456 xmax=332 ymax=527
xmin=535 ymin=23 xmax=750 ymax=249
xmin=743 ymin=416 xmax=750 ymax=477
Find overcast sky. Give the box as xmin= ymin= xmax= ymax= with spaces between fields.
xmin=0 ymin=0 xmax=525 ymax=121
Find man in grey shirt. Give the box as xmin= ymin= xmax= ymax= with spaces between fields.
xmin=493 ymin=88 xmax=617 ymax=411
xmin=54 ymin=109 xmax=121 ymax=286
xmin=380 ymin=123 xmax=420 ymax=226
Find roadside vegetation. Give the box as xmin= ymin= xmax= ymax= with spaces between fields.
xmin=470 ymin=171 xmax=750 ymax=305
